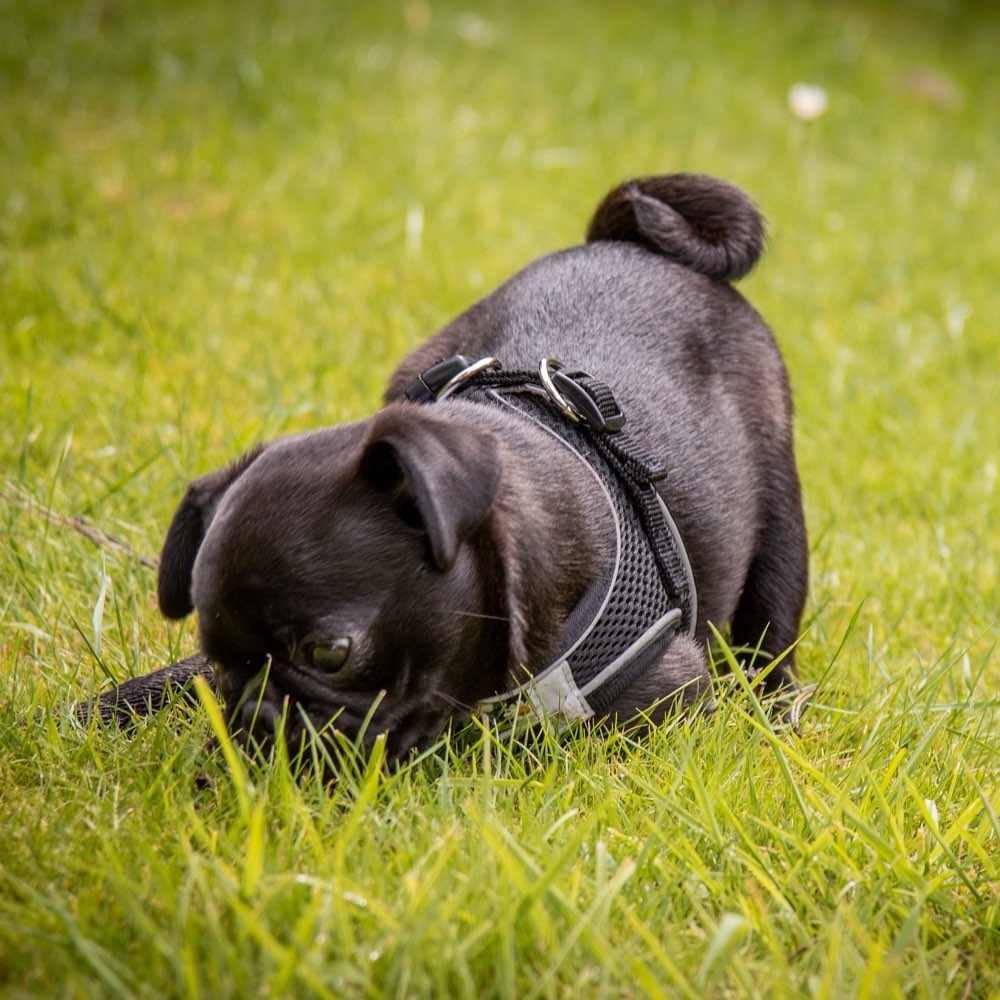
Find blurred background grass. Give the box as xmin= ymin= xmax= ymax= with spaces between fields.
xmin=1 ymin=0 xmax=998 ymax=995
xmin=2 ymin=0 xmax=996 ymax=685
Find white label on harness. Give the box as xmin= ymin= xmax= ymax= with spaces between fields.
xmin=478 ymin=659 xmax=594 ymax=736
xmin=525 ymin=660 xmax=594 ymax=720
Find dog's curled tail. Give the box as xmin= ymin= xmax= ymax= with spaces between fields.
xmin=586 ymin=173 xmax=765 ymax=282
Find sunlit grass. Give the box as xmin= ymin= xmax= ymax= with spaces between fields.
xmin=2 ymin=0 xmax=997 ymax=995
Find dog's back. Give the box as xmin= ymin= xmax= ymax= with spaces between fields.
xmin=388 ymin=174 xmax=805 ymax=647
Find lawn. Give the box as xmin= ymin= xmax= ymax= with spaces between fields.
xmin=1 ymin=0 xmax=998 ymax=996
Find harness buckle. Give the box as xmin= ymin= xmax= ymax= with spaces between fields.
xmin=438 ymin=356 xmax=501 ymax=399
xmin=539 ymin=358 xmax=626 ymax=432
xmin=403 ymin=355 xmax=500 ymax=403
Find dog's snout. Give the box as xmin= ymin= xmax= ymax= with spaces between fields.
xmin=240 ymin=694 xmax=279 ymax=732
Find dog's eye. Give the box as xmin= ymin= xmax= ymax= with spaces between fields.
xmin=308 ymin=637 xmax=351 ymax=672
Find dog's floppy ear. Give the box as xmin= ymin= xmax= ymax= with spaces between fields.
xmin=360 ymin=410 xmax=501 ymax=571
xmin=585 ymin=173 xmax=765 ymax=282
xmin=157 ymin=446 xmax=267 ymax=619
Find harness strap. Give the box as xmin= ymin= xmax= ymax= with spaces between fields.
xmin=405 ymin=355 xmax=698 ymax=728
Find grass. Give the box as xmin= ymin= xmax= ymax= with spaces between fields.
xmin=1 ymin=0 xmax=998 ymax=995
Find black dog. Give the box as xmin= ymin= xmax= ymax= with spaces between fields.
xmin=155 ymin=174 xmax=808 ymax=762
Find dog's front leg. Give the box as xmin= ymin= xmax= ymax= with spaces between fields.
xmin=599 ymin=635 xmax=712 ymax=728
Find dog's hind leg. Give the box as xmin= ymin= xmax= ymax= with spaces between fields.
xmin=729 ymin=463 xmax=808 ymax=695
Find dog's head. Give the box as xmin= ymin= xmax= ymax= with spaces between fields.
xmin=157 ymin=404 xmax=513 ymax=763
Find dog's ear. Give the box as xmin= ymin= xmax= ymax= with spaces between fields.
xmin=360 ymin=411 xmax=501 ymax=571
xmin=585 ymin=173 xmax=765 ymax=281
xmin=157 ymin=446 xmax=267 ymax=619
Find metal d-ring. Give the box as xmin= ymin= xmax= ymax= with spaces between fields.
xmin=436 ymin=356 xmax=501 ymax=400
xmin=538 ymin=358 xmax=581 ymax=423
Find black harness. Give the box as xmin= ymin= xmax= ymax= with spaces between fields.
xmin=404 ymin=355 xmax=697 ymax=728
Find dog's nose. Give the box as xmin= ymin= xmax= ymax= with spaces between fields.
xmin=239 ymin=691 xmax=279 ymax=736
